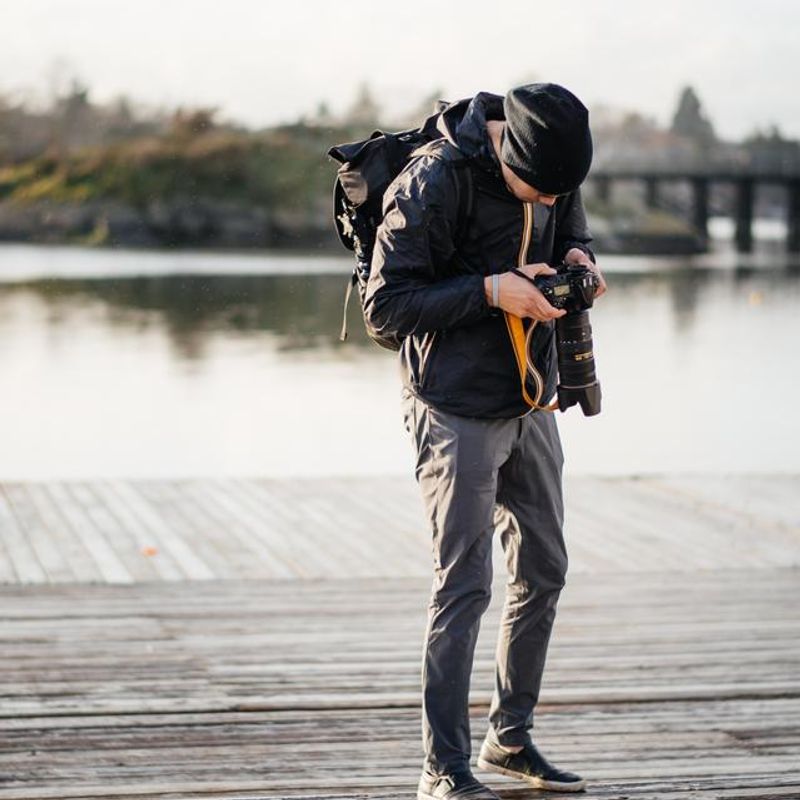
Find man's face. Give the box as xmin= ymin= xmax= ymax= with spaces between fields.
xmin=499 ymin=160 xmax=559 ymax=206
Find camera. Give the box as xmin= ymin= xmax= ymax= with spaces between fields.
xmin=533 ymin=262 xmax=602 ymax=416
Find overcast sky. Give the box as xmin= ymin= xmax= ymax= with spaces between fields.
xmin=2 ymin=0 xmax=797 ymax=140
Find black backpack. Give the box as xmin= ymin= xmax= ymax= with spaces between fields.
xmin=327 ymin=105 xmax=474 ymax=351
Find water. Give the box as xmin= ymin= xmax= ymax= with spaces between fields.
xmin=1 ymin=235 xmax=798 ymax=479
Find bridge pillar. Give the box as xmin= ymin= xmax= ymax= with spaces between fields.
xmin=788 ymin=180 xmax=800 ymax=253
xmin=594 ymin=175 xmax=611 ymax=204
xmin=644 ymin=178 xmax=659 ymax=209
xmin=691 ymin=178 xmax=709 ymax=241
xmin=735 ymin=179 xmax=755 ymax=253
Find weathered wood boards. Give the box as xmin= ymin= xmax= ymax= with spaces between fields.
xmin=0 ymin=474 xmax=798 ymax=797
xmin=1 ymin=474 xmax=798 ymax=584
xmin=1 ymin=699 xmax=799 ymax=799
xmin=0 ymin=568 xmax=799 ymax=798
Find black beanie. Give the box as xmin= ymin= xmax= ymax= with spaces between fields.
xmin=501 ymin=83 xmax=593 ymax=195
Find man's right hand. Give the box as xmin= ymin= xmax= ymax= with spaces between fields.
xmin=484 ymin=264 xmax=567 ymax=322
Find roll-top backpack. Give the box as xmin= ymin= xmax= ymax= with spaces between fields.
xmin=327 ymin=104 xmax=474 ymax=351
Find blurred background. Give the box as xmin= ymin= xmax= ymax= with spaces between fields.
xmin=1 ymin=0 xmax=798 ymax=481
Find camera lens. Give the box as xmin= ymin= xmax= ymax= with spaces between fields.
xmin=555 ymin=311 xmax=601 ymax=416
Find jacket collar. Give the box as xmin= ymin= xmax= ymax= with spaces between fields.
xmin=435 ymin=91 xmax=506 ymax=178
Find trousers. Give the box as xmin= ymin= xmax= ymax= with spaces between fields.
xmin=401 ymin=387 xmax=568 ymax=775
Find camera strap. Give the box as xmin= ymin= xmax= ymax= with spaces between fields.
xmin=509 ymin=266 xmax=536 ymax=285
xmin=503 ymin=203 xmax=557 ymax=412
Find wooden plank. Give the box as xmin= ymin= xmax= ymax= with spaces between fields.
xmin=21 ymin=483 xmax=103 ymax=583
xmin=203 ymin=478 xmax=301 ymax=578
xmin=0 ymin=484 xmax=74 ymax=582
xmin=0 ymin=724 xmax=796 ymax=799
xmin=207 ymin=478 xmax=316 ymax=577
xmin=275 ymin=479 xmax=400 ymax=578
xmin=87 ymin=481 xmax=184 ymax=581
xmin=133 ymin=481 xmax=229 ymax=580
xmin=42 ymin=482 xmax=133 ymax=584
xmin=0 ymin=570 xmax=797 ymax=723
xmin=1 ymin=475 xmax=798 ymax=585
xmin=68 ymin=482 xmax=162 ymax=583
xmin=625 ymin=476 xmax=799 ymax=568
xmin=0 ymin=696 xmax=797 ymax=796
xmin=0 ymin=485 xmax=46 ymax=583
xmin=0 ymin=488 xmax=25 ymax=583
xmin=106 ymin=480 xmax=215 ymax=580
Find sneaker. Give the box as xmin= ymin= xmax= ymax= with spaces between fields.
xmin=417 ymin=767 xmax=501 ymax=800
xmin=477 ymin=737 xmax=587 ymax=792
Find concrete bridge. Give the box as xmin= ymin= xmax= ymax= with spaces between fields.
xmin=590 ymin=167 xmax=800 ymax=252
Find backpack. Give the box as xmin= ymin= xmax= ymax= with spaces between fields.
xmin=327 ymin=105 xmax=474 ymax=351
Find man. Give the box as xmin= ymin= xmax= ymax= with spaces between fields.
xmin=364 ymin=84 xmax=607 ymax=800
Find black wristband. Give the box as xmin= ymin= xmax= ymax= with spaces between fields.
xmin=510 ymin=267 xmax=538 ymax=286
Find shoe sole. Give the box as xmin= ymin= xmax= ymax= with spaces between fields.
xmin=418 ymin=791 xmax=498 ymax=800
xmin=477 ymin=757 xmax=587 ymax=792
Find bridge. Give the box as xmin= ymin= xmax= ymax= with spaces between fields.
xmin=589 ymin=167 xmax=800 ymax=252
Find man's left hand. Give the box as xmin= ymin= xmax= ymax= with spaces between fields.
xmin=564 ymin=247 xmax=607 ymax=298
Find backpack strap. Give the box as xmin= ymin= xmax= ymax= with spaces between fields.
xmin=339 ymin=270 xmax=358 ymax=342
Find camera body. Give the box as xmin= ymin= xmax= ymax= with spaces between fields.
xmin=534 ymin=262 xmax=599 ymax=313
xmin=534 ymin=262 xmax=602 ymax=416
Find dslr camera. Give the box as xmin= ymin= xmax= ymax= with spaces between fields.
xmin=527 ymin=262 xmax=602 ymax=416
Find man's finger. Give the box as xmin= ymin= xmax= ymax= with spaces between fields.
xmin=527 ymin=295 xmax=564 ymax=320
xmin=592 ymin=268 xmax=608 ymax=297
xmin=564 ymin=247 xmax=592 ymax=266
xmin=518 ymin=263 xmax=556 ymax=278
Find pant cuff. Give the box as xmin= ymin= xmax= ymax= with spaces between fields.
xmin=486 ymin=726 xmax=530 ymax=748
xmin=424 ymin=756 xmax=471 ymax=776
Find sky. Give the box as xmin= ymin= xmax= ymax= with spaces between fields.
xmin=2 ymin=0 xmax=798 ymax=140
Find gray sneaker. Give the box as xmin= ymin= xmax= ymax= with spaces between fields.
xmin=417 ymin=768 xmax=501 ymax=800
xmin=477 ymin=737 xmax=587 ymax=792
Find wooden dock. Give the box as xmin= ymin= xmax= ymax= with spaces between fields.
xmin=1 ymin=475 xmax=799 ymax=799
xmin=1 ymin=475 xmax=798 ymax=583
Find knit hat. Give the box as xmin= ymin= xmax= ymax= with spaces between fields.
xmin=501 ymin=83 xmax=593 ymax=195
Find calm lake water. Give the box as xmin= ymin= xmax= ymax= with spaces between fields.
xmin=1 ymin=230 xmax=798 ymax=479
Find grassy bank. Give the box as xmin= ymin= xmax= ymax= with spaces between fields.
xmin=0 ymin=121 xmax=704 ymax=254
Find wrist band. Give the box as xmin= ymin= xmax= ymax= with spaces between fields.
xmin=510 ymin=267 xmax=536 ymax=285
xmin=492 ymin=273 xmax=500 ymax=307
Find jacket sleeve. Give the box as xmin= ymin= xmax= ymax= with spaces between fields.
xmin=363 ymin=155 xmax=492 ymax=340
xmin=553 ymin=187 xmax=596 ymax=264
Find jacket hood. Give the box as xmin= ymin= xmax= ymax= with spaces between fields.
xmin=434 ymin=91 xmax=506 ymax=177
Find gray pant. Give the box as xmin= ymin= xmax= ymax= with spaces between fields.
xmin=401 ymin=387 xmax=568 ymax=775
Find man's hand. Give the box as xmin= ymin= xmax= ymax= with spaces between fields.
xmin=564 ymin=247 xmax=607 ymax=298
xmin=484 ymin=263 xmax=566 ymax=322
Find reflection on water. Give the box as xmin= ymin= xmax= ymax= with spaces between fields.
xmin=0 ymin=244 xmax=798 ymax=478
xmin=2 ymin=273 xmax=373 ymax=359
xmin=4 ymin=264 xmax=794 ymax=355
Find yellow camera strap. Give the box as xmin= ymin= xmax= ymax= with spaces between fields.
xmin=504 ymin=201 xmax=539 ymax=408
xmin=501 ymin=201 xmax=559 ymax=413
xmin=504 ymin=313 xmax=537 ymax=406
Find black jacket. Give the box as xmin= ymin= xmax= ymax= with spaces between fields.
xmin=364 ymin=91 xmax=595 ymax=419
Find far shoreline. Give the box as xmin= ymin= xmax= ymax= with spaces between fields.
xmin=0 ymin=226 xmax=797 ymax=284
